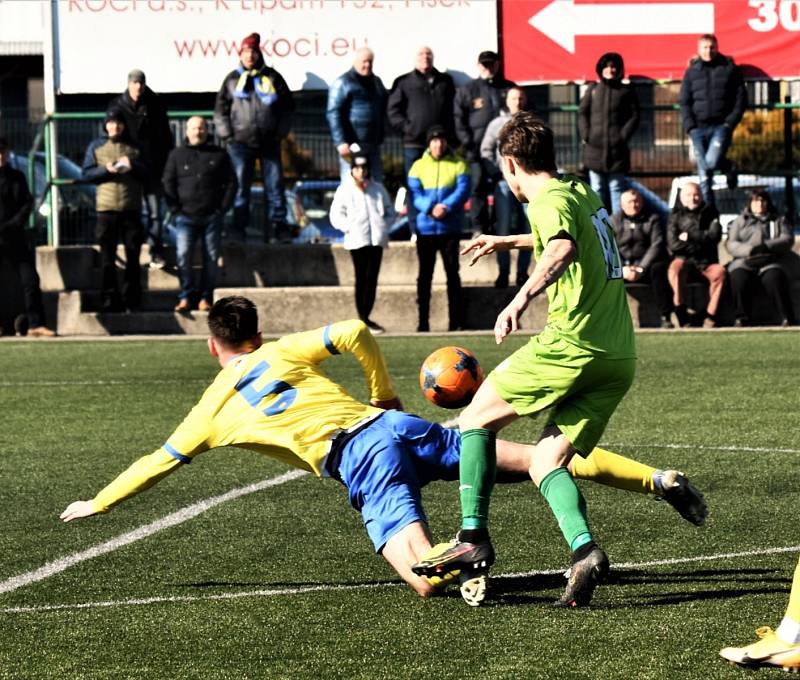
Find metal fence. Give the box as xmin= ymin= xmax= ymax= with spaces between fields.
xmin=1 ymin=91 xmax=798 ymax=245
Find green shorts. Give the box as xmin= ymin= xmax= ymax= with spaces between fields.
xmin=489 ymin=335 xmax=635 ymax=456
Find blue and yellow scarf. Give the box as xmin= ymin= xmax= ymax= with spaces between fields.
xmin=234 ymin=66 xmax=278 ymax=106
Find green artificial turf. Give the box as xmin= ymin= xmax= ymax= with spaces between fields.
xmin=0 ymin=332 xmax=798 ymax=679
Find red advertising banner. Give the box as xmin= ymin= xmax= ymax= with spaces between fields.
xmin=502 ymin=0 xmax=800 ymax=82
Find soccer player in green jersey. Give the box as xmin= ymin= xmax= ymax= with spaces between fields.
xmin=413 ymin=112 xmax=637 ymax=607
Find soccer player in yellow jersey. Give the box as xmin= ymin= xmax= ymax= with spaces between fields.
xmin=61 ymin=296 xmax=705 ymax=598
xmin=720 ymin=557 xmax=800 ymax=671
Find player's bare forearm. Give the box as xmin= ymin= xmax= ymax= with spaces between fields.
xmin=494 ymin=238 xmax=576 ymax=344
xmin=461 ymin=234 xmax=532 ymax=266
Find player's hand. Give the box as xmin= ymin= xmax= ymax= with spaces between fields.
xmin=494 ymin=293 xmax=530 ymax=344
xmin=60 ymin=500 xmax=97 ymax=522
xmin=371 ymin=396 xmax=403 ymax=411
xmin=336 ymin=143 xmax=351 ymax=158
xmin=460 ymin=234 xmax=508 ymax=266
xmin=431 ymin=204 xmax=448 ymax=220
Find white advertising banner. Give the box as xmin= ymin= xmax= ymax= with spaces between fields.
xmin=54 ymin=0 xmax=497 ymax=93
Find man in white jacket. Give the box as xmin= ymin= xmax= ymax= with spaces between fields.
xmin=329 ymin=154 xmax=395 ymax=333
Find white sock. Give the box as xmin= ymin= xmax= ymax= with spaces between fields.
xmin=776 ymin=616 xmax=800 ymax=644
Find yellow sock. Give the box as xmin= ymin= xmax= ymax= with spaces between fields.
xmin=786 ymin=556 xmax=800 ymax=625
xmin=571 ymin=447 xmax=658 ymax=495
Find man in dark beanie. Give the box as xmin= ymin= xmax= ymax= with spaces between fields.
xmin=214 ymin=32 xmax=295 ymax=244
xmin=107 ymin=68 xmax=173 ymax=268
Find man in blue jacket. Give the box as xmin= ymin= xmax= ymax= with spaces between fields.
xmin=679 ymin=34 xmax=747 ymax=207
xmin=326 ymin=48 xmax=387 ymax=183
xmin=408 ymin=126 xmax=470 ymax=332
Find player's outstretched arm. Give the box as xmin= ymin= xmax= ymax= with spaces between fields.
xmin=60 ymin=500 xmax=97 ymax=522
xmin=494 ymin=237 xmax=576 ymax=343
xmin=460 ymin=234 xmax=531 ymax=267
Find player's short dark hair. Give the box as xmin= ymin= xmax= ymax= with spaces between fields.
xmin=497 ymin=111 xmax=557 ymax=174
xmin=699 ymin=33 xmax=717 ymax=44
xmin=207 ymin=296 xmax=259 ymax=347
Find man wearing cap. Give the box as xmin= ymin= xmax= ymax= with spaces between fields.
xmin=107 ymin=69 xmax=173 ymax=268
xmin=326 ymin=47 xmax=388 ymax=184
xmin=0 ymin=136 xmax=56 ymax=337
xmin=407 ymin=126 xmax=470 ymax=332
xmin=82 ymin=112 xmax=149 ymax=313
xmin=214 ymin=32 xmax=295 ymax=244
xmin=454 ymin=51 xmax=516 ymax=235
xmin=329 ymin=153 xmax=394 ymax=334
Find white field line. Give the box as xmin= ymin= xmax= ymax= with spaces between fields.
xmin=0 ymin=379 xmax=207 ymax=387
xmin=605 ymin=442 xmax=800 ymax=455
xmin=4 ymin=544 xmax=799 ymax=615
xmin=0 ymin=469 xmax=307 ymax=597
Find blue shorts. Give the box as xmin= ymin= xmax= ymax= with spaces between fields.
xmin=334 ymin=411 xmax=460 ymax=553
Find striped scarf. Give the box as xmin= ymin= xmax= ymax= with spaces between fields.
xmin=234 ymin=66 xmax=278 ymax=106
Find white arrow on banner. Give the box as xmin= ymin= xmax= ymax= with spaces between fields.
xmin=529 ymin=0 xmax=715 ymax=53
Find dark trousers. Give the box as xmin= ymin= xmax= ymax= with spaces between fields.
xmin=349 ymin=245 xmax=383 ymax=322
xmin=228 ymin=141 xmax=286 ymax=242
xmin=96 ymin=211 xmax=143 ymax=309
xmin=403 ymin=147 xmax=424 ymax=235
xmin=468 ymin=160 xmax=492 ymax=233
xmin=0 ymin=237 xmax=46 ymax=328
xmin=641 ymin=260 xmax=673 ymax=318
xmin=416 ymin=234 xmax=462 ymax=331
xmin=730 ymin=266 xmax=795 ymax=324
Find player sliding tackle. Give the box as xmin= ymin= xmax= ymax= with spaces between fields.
xmin=413 ymin=112 xmax=643 ymax=607
xmin=61 ymin=296 xmax=705 ymax=599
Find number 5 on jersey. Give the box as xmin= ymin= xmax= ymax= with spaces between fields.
xmin=235 ymin=360 xmax=297 ymax=416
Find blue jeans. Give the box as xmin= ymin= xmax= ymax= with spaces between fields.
xmin=689 ymin=125 xmax=733 ymax=206
xmin=494 ymin=180 xmax=531 ymax=284
xmin=174 ymin=213 xmax=222 ymax=302
xmin=338 ymin=145 xmax=383 ymax=184
xmin=227 ymin=142 xmax=286 ymax=242
xmin=588 ymin=171 xmax=627 ymax=215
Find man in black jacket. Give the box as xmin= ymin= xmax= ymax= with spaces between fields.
xmin=214 ymin=32 xmax=294 ymax=244
xmin=0 ymin=137 xmax=55 ymax=337
xmin=679 ymin=34 xmax=747 ymax=206
xmin=162 ymin=117 xmax=237 ymax=313
xmin=578 ymin=52 xmax=639 ymax=215
xmin=108 ymin=69 xmax=173 ymax=268
xmin=611 ymin=188 xmax=673 ymax=328
xmin=454 ymin=51 xmax=515 ymax=234
xmin=387 ymin=46 xmax=455 ymax=233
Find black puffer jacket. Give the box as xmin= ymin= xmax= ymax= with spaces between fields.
xmin=454 ymin=73 xmax=516 ymax=161
xmin=578 ymin=53 xmax=639 ymax=173
xmin=666 ymin=204 xmax=722 ymax=265
xmin=107 ymin=87 xmax=173 ymax=180
xmin=610 ymin=208 xmax=666 ymax=271
xmin=679 ymin=54 xmax=747 ymax=132
xmin=725 ymin=205 xmax=793 ymax=274
xmin=387 ymin=69 xmax=455 ymax=148
xmin=214 ymin=57 xmax=294 ymax=150
xmin=162 ymin=141 xmax=237 ymax=218
xmin=0 ymin=165 xmax=33 ymax=248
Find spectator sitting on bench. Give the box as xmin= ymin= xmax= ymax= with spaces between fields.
xmin=610 ymin=188 xmax=673 ymax=328
xmin=725 ymin=188 xmax=796 ymax=327
xmin=666 ymin=181 xmax=725 ymax=328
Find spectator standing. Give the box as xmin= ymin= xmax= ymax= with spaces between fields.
xmin=162 ymin=116 xmax=237 ymax=314
xmin=82 ymin=112 xmax=148 ymax=313
xmin=329 ymin=154 xmax=394 ymax=334
xmin=679 ymin=34 xmax=747 ymax=206
xmin=454 ymin=50 xmax=516 ymax=234
xmin=578 ymin=52 xmax=640 ymax=216
xmin=610 ymin=188 xmax=673 ymax=328
xmin=387 ymin=46 xmax=456 ymax=234
xmin=326 ymin=47 xmax=387 ymax=183
xmin=107 ymin=69 xmax=173 ymax=268
xmin=214 ymin=32 xmax=294 ymax=243
xmin=480 ymin=86 xmax=531 ymax=288
xmin=666 ymin=181 xmax=725 ymax=328
xmin=0 ymin=137 xmax=55 ymax=337
xmin=407 ymin=126 xmax=469 ymax=332
xmin=725 ymin=188 xmax=796 ymax=327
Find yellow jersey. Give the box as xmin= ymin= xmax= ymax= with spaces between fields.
xmin=91 ymin=320 xmax=396 ymax=513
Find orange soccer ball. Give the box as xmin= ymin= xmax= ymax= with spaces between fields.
xmin=419 ymin=346 xmax=484 ymax=409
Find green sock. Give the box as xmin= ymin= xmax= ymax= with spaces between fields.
xmin=539 ymin=466 xmax=593 ymax=551
xmin=459 ymin=428 xmax=496 ymax=531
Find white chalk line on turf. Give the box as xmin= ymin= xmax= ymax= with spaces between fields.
xmin=4 ymin=544 xmax=799 ymax=615
xmin=606 ymin=442 xmax=800 ymax=455
xmin=0 ymin=469 xmax=307 ymax=597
